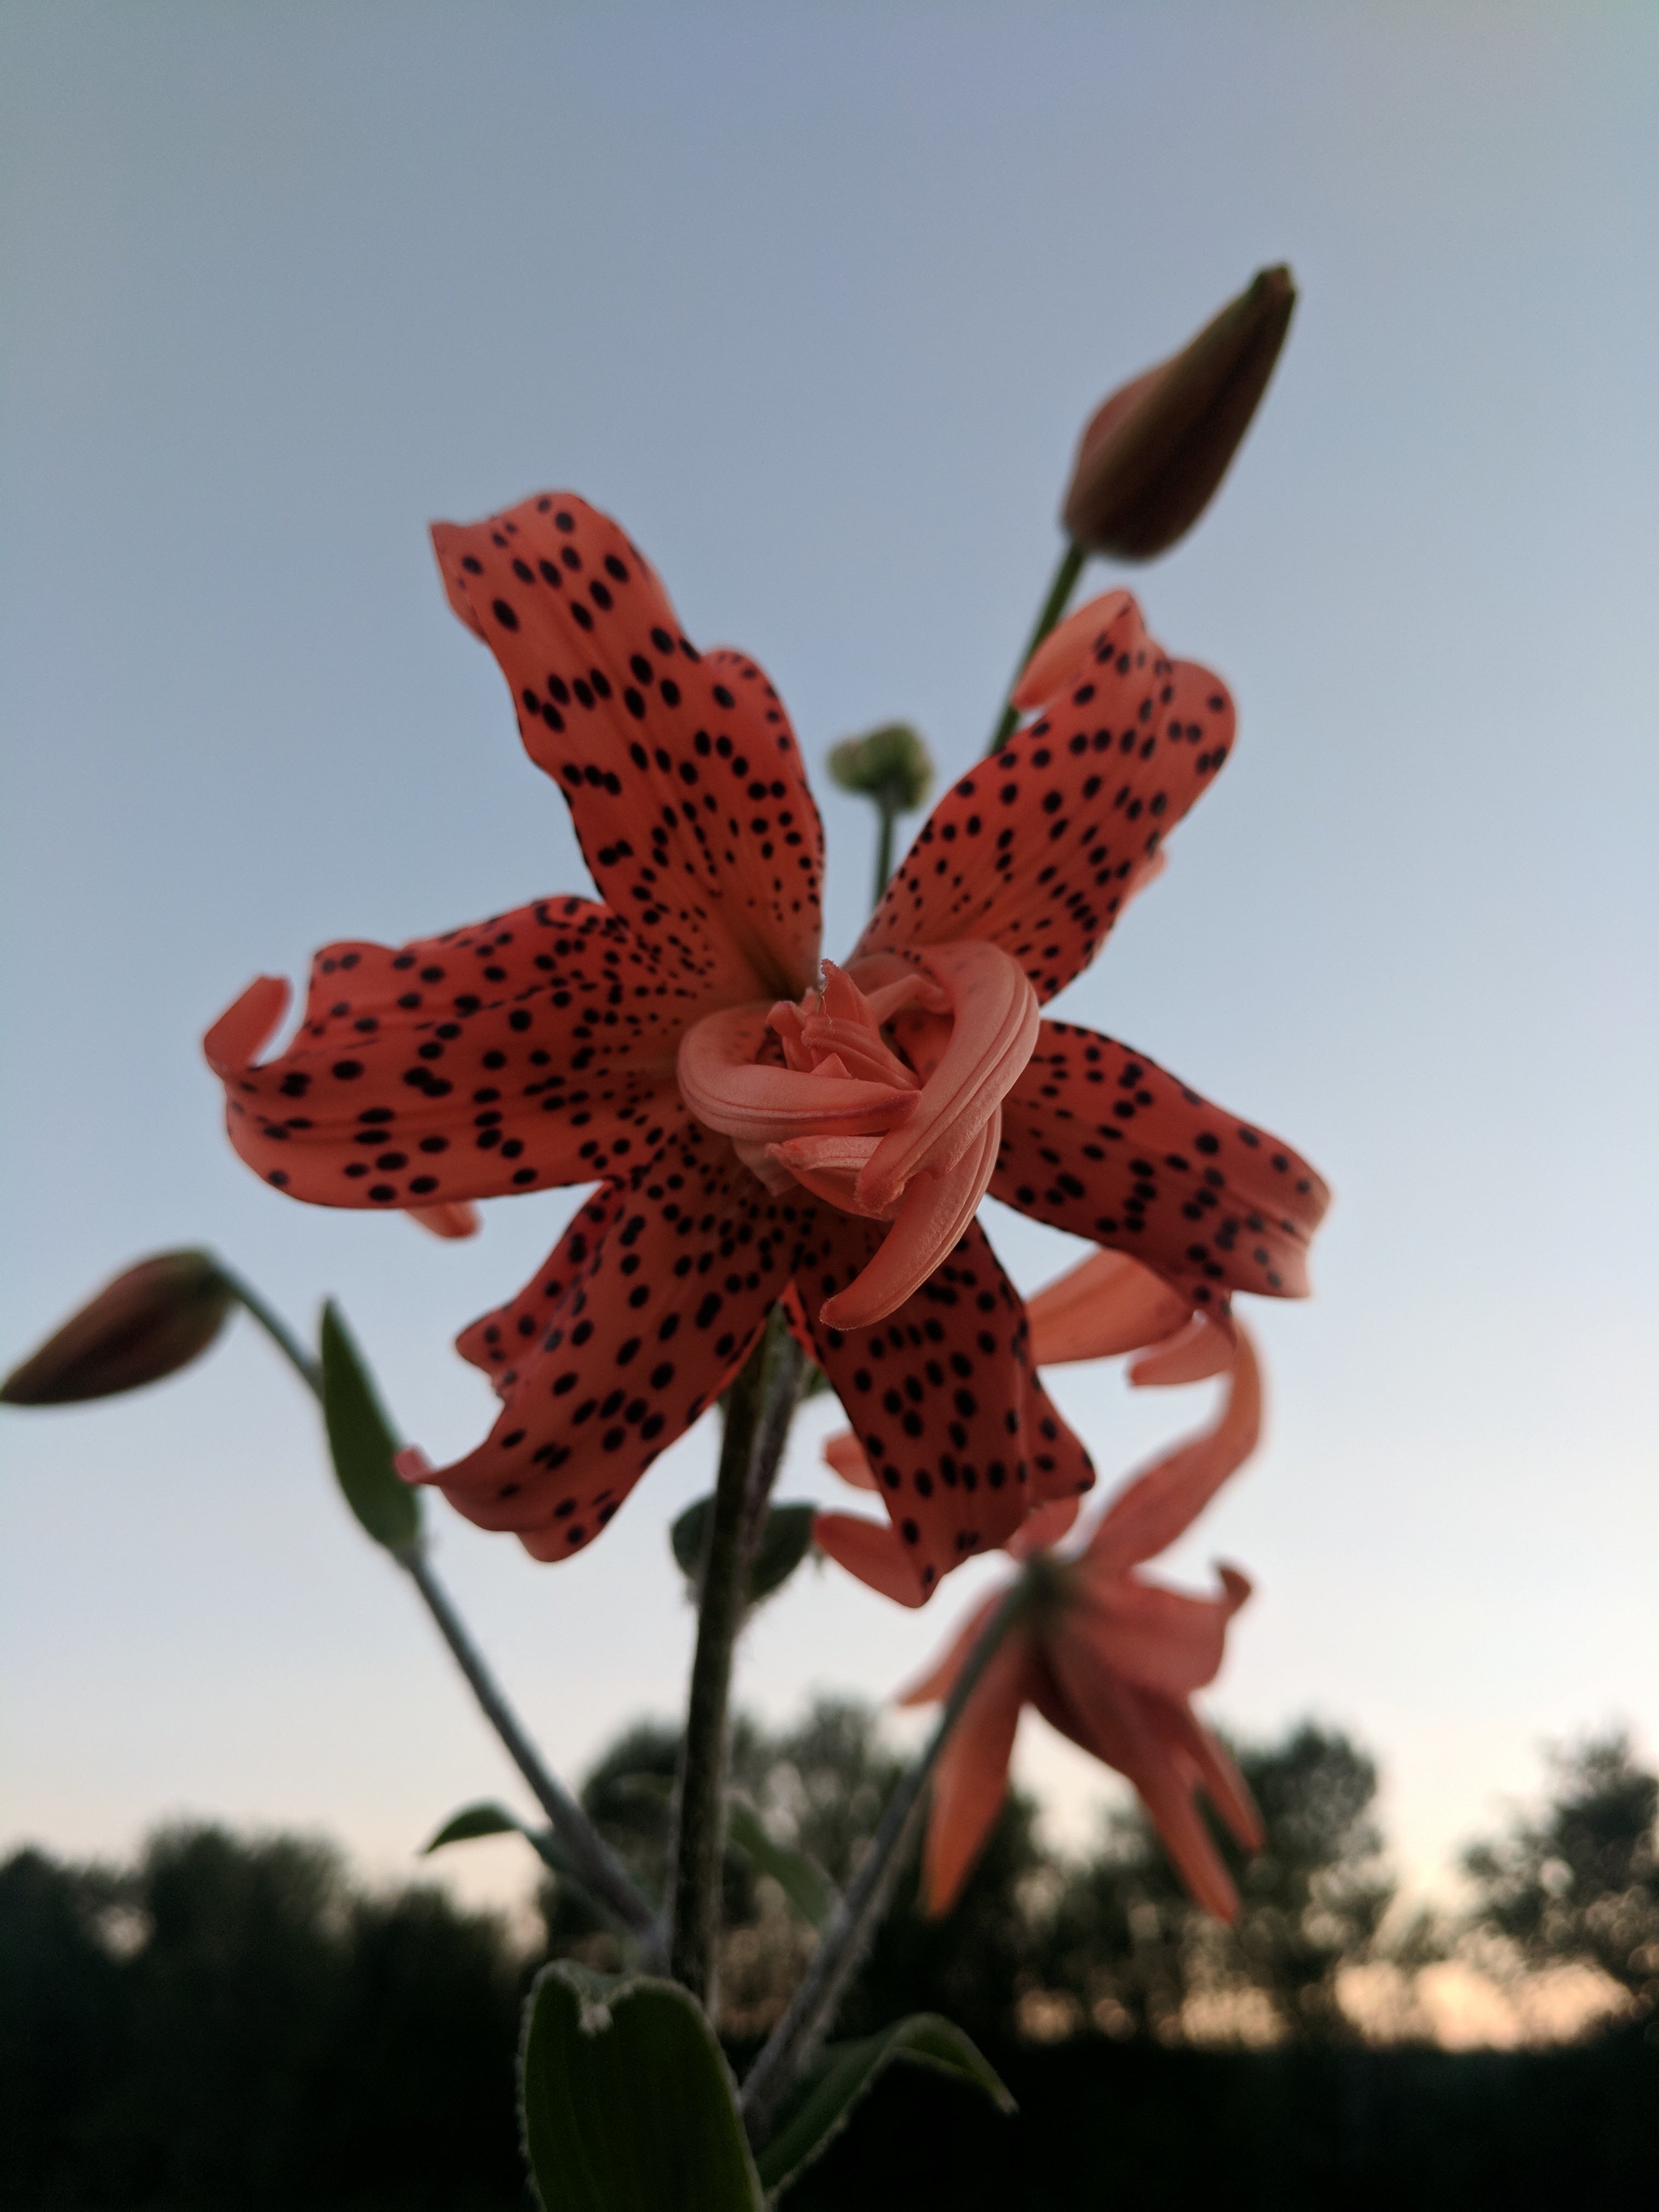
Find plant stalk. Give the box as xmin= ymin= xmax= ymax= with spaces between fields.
xmin=403 ymin=1548 xmax=658 ymax=1944
xmin=987 ymin=537 xmax=1087 ymax=752
xmin=224 ymin=1269 xmax=658 ymax=1948
xmin=873 ymin=788 xmax=901 ymax=905
xmin=669 ymin=1303 xmax=806 ymax=2004
xmin=740 ymin=1577 xmax=1028 ymax=2139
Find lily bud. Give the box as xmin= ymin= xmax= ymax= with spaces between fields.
xmin=826 ymin=722 xmax=934 ymax=813
xmin=1 ymin=1250 xmax=234 ymax=1405
xmin=1062 ymin=264 xmax=1296 ymax=561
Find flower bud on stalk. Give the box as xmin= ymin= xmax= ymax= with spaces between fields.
xmin=1 ymin=1251 xmax=233 ymax=1404
xmin=827 ymin=722 xmax=934 ymax=905
xmin=1062 ymin=264 xmax=1296 ymax=561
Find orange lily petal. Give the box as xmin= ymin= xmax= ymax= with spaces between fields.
xmin=422 ymin=1125 xmax=829 ymax=1561
xmin=1155 ymin=1696 xmax=1265 ymax=1854
xmin=822 ymin=1429 xmax=879 ymax=1490
xmin=677 ymin=1004 xmax=916 ymax=1148
xmin=1005 ymin=1494 xmax=1081 ymax=1558
xmin=455 ymin=1188 xmax=621 ymax=1400
xmin=819 ymin=1115 xmax=1001 ymax=1332
xmin=1084 ymin=1326 xmax=1262 ymax=1578
xmin=1066 ymin=1575 xmax=1238 ymax=1699
xmin=204 ymin=898 xmax=686 ymax=1211
xmin=855 ymin=942 xmax=1040 ymax=1210
xmin=918 ymin=1631 xmax=1037 ymax=1915
xmin=895 ymin=1589 xmax=1007 ymax=1705
xmin=1037 ymin=1642 xmax=1241 ymax=1921
xmin=1127 ymin=1311 xmax=1232 ymax=1386
xmin=408 ymin=1201 xmax=481 ymax=1240
xmin=856 ymin=593 xmax=1234 ymax=1003
xmin=796 ymin=1214 xmax=1089 ymax=1599
xmin=1010 ymin=589 xmax=1136 ymax=712
xmin=431 ymin=494 xmax=823 ymax=1005
xmin=1023 ymin=1247 xmax=1191 ymax=1366
xmin=993 ymin=1021 xmax=1329 ymax=1319
xmin=813 ymin=1511 xmax=929 ymax=1606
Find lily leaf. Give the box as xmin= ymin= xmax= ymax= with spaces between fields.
xmin=520 ymin=1962 xmax=762 ymax=2211
xmin=421 ymin=1801 xmax=587 ymax=1887
xmin=671 ymin=1498 xmax=817 ymax=1607
xmin=754 ymin=2013 xmax=1014 ymax=2196
xmin=319 ymin=1302 xmax=420 ymax=1555
xmin=725 ymin=1802 xmax=832 ymax=1930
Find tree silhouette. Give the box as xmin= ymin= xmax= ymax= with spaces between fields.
xmin=1463 ymin=1730 xmax=1659 ymax=2014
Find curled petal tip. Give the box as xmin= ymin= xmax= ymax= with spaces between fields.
xmin=395 ymin=1445 xmax=435 ymax=1485
xmin=202 ymin=975 xmax=291 ymax=1076
xmin=1217 ymin=1562 xmax=1252 ymax=1614
xmin=407 ymin=1201 xmax=482 ymax=1241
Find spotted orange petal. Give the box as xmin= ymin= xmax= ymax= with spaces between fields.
xmin=992 ymin=1021 xmax=1329 ymax=1321
xmin=795 ymin=1214 xmax=1088 ymax=1601
xmin=431 ymin=493 xmax=823 ymax=1005
xmin=420 ymin=1124 xmax=827 ymax=1560
xmin=856 ymin=593 xmax=1234 ymax=1002
xmin=205 ymin=898 xmax=685 ymax=1212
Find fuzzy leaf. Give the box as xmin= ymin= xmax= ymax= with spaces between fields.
xmin=319 ymin=1301 xmax=421 ymax=1554
xmin=754 ymin=2014 xmax=1014 ymax=2195
xmin=725 ymin=1803 xmax=832 ymax=1929
xmin=520 ymin=1963 xmax=762 ymax=2211
xmin=671 ymin=1498 xmax=816 ymax=1606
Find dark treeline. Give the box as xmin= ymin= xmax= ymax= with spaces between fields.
xmin=5 ymin=1711 xmax=1657 ymax=2209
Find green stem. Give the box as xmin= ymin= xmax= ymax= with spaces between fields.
xmin=669 ymin=1304 xmax=805 ymax=2004
xmin=987 ymin=537 xmax=1087 ymax=753
xmin=405 ymin=1549 xmax=660 ymax=1946
xmin=225 ymin=1264 xmax=659 ymax=1949
xmin=741 ymin=1576 xmax=1028 ymax=2139
xmin=221 ymin=1269 xmax=322 ymax=1393
xmin=874 ymin=792 xmax=899 ymax=907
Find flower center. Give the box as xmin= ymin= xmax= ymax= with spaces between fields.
xmin=676 ymin=943 xmax=1040 ymax=1328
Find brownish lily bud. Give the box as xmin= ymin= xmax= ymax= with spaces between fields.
xmin=1062 ymin=264 xmax=1296 ymax=561
xmin=1 ymin=1251 xmax=234 ymax=1405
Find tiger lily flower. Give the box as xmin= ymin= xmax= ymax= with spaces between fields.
xmin=204 ymin=492 xmax=1326 ymax=1599
xmin=904 ymin=1327 xmax=1266 ymax=1916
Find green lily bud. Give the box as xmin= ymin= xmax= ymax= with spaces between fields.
xmin=826 ymin=722 xmax=934 ymax=813
xmin=1 ymin=1250 xmax=234 ymax=1405
xmin=1062 ymin=264 xmax=1296 ymax=561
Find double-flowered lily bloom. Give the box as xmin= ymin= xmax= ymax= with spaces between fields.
xmin=204 ymin=492 xmax=1326 ymax=1601
xmin=905 ymin=1328 xmax=1266 ymax=1917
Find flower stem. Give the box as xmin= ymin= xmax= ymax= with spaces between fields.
xmin=986 ymin=537 xmax=1087 ymax=754
xmin=223 ymin=1264 xmax=658 ymax=1948
xmin=669 ymin=1302 xmax=806 ymax=2004
xmin=404 ymin=1547 xmax=660 ymax=1945
xmin=220 ymin=1267 xmax=323 ymax=1394
xmin=873 ymin=787 xmax=901 ymax=905
xmin=740 ymin=1577 xmax=1027 ymax=2140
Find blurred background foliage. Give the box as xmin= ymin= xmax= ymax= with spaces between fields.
xmin=3 ymin=1712 xmax=1656 ymax=2208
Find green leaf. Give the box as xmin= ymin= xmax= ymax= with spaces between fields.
xmin=671 ymin=1497 xmax=816 ymax=1607
xmin=725 ymin=1802 xmax=832 ymax=1930
xmin=754 ymin=2014 xmax=1014 ymax=2196
xmin=319 ymin=1301 xmax=421 ymax=1554
xmin=421 ymin=1801 xmax=587 ymax=1886
xmin=748 ymin=1505 xmax=816 ymax=1603
xmin=520 ymin=1963 xmax=762 ymax=2212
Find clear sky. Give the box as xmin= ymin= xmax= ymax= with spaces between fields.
xmin=3 ymin=1 xmax=1655 ymax=1921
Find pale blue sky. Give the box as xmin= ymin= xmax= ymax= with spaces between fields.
xmin=2 ymin=1 xmax=1655 ymax=1913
